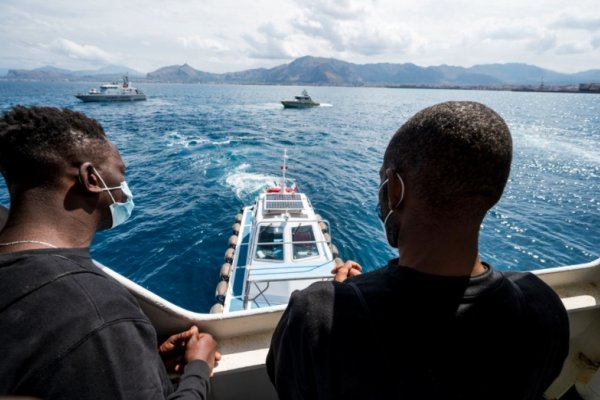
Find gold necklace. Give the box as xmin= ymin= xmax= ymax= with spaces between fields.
xmin=0 ymin=240 xmax=58 ymax=249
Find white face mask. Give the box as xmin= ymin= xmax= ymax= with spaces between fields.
xmin=93 ymin=167 xmax=135 ymax=229
xmin=377 ymin=172 xmax=405 ymax=245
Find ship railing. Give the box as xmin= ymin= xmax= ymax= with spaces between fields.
xmin=244 ymin=273 xmax=333 ymax=310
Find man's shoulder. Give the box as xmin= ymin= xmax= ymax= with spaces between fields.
xmin=502 ymin=270 xmax=561 ymax=301
xmin=0 ymin=248 xmax=145 ymax=321
xmin=289 ymin=281 xmax=336 ymax=308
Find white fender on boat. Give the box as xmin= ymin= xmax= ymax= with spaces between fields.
xmin=228 ymin=235 xmax=238 ymax=249
xmin=235 ymin=213 xmax=243 ymax=223
xmin=215 ymin=280 xmax=228 ymax=304
xmin=209 ymin=303 xmax=224 ymax=314
xmin=232 ymin=223 xmax=241 ymax=235
xmin=329 ymin=244 xmax=339 ymax=258
xmin=323 ymin=233 xmax=331 ymax=244
xmin=315 ymin=213 xmax=323 ymax=221
xmin=224 ymin=248 xmax=235 ymax=263
xmin=319 ymin=221 xmax=328 ymax=232
xmin=220 ymin=263 xmax=232 ymax=281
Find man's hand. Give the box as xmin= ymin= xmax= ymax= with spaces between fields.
xmin=331 ymin=260 xmax=362 ymax=282
xmin=159 ymin=326 xmax=221 ymax=375
xmin=185 ymin=326 xmax=221 ymax=375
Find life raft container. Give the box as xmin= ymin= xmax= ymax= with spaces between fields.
xmin=267 ymin=186 xmax=298 ymax=193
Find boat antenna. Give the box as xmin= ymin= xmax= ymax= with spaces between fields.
xmin=281 ymin=148 xmax=288 ymax=191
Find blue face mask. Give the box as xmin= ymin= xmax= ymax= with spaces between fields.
xmin=93 ymin=168 xmax=135 ymax=229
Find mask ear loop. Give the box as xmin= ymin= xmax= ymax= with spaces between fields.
xmin=92 ymin=167 xmax=117 ymax=204
xmin=395 ymin=172 xmax=405 ymax=206
xmin=381 ymin=172 xmax=405 ymax=225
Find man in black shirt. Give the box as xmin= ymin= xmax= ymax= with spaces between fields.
xmin=0 ymin=106 xmax=219 ymax=399
xmin=267 ymin=101 xmax=569 ymax=399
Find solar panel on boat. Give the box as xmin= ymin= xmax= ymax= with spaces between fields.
xmin=264 ymin=193 xmax=303 ymax=211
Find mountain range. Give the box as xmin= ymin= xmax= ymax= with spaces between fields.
xmin=3 ymin=56 xmax=600 ymax=87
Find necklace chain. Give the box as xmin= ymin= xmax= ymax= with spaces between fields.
xmin=0 ymin=240 xmax=58 ymax=249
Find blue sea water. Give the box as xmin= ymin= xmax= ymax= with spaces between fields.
xmin=0 ymin=81 xmax=598 ymax=312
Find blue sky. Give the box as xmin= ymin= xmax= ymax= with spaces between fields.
xmin=1 ymin=0 xmax=599 ymax=73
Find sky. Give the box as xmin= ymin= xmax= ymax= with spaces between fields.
xmin=1 ymin=0 xmax=599 ymax=74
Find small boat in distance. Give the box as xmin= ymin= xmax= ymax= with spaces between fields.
xmin=210 ymin=149 xmax=342 ymax=313
xmin=75 ymin=75 xmax=146 ymax=102
xmin=281 ymin=90 xmax=320 ymax=108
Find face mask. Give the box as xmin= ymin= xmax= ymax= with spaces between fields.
xmin=93 ymin=167 xmax=135 ymax=229
xmin=377 ymin=172 xmax=404 ymax=246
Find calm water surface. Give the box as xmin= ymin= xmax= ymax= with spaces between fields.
xmin=0 ymin=81 xmax=598 ymax=311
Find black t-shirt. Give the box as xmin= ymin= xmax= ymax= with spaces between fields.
xmin=267 ymin=259 xmax=569 ymax=400
xmin=0 ymin=248 xmax=210 ymax=400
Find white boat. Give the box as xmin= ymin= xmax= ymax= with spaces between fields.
xmin=210 ymin=150 xmax=340 ymax=313
xmin=75 ymin=75 xmax=146 ymax=102
xmin=281 ymin=90 xmax=320 ymax=108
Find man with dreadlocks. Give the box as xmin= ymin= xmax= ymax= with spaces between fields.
xmin=0 ymin=106 xmax=219 ymax=399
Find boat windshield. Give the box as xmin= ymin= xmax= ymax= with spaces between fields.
xmin=292 ymin=225 xmax=319 ymax=260
xmin=255 ymin=226 xmax=284 ymax=261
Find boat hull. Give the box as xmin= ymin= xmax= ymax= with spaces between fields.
xmin=281 ymin=101 xmax=320 ymax=108
xmin=75 ymin=94 xmax=147 ymax=102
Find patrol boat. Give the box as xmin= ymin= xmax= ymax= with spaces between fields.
xmin=281 ymin=90 xmax=320 ymax=108
xmin=75 ymin=75 xmax=146 ymax=102
xmin=210 ymin=149 xmax=341 ymax=313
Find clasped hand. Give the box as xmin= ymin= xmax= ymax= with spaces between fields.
xmin=331 ymin=260 xmax=362 ymax=282
xmin=159 ymin=325 xmax=221 ymax=376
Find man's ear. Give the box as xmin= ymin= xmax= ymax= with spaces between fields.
xmin=79 ymin=162 xmax=103 ymax=194
xmin=385 ymin=168 xmax=404 ymax=210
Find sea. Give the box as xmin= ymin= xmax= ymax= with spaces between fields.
xmin=0 ymin=81 xmax=598 ymax=312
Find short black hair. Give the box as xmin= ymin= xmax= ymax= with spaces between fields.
xmin=383 ymin=101 xmax=512 ymax=220
xmin=0 ymin=106 xmax=108 ymax=185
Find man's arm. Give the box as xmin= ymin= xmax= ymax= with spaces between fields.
xmin=40 ymin=320 xmax=213 ymax=400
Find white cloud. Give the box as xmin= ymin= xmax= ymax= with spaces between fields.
xmin=288 ymin=0 xmax=414 ymax=57
xmin=555 ymin=42 xmax=589 ymax=55
xmin=43 ymin=38 xmax=115 ymax=64
xmin=526 ymin=34 xmax=558 ymax=53
xmin=479 ymin=22 xmax=537 ymax=41
xmin=243 ymin=31 xmax=296 ymax=60
xmin=176 ymin=36 xmax=229 ymax=53
xmin=1 ymin=0 xmax=599 ymax=73
xmin=552 ymin=14 xmax=600 ymax=31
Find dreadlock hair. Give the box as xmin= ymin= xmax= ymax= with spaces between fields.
xmin=383 ymin=101 xmax=512 ymax=221
xmin=0 ymin=106 xmax=108 ymax=186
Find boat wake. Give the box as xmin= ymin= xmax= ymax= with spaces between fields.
xmin=225 ymin=164 xmax=279 ymax=201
